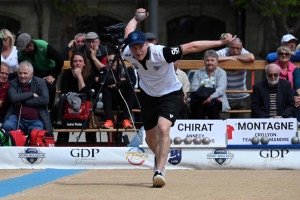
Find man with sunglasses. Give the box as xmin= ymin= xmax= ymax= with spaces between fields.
xmin=251 ymin=63 xmax=294 ymax=118
xmin=266 ymin=34 xmax=300 ymax=63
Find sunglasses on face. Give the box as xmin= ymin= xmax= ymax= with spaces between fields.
xmin=2 ymin=37 xmax=9 ymax=41
xmin=278 ymin=52 xmax=290 ymax=56
xmin=267 ymin=73 xmax=279 ymax=78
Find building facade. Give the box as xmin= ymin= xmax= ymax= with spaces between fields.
xmin=0 ymin=0 xmax=266 ymax=59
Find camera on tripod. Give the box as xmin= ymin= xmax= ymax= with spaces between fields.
xmin=101 ymin=23 xmax=127 ymax=45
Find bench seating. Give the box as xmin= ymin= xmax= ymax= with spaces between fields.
xmin=54 ymin=60 xmax=300 ymax=146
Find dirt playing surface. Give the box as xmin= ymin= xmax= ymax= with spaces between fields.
xmin=1 ymin=169 xmax=299 ymax=200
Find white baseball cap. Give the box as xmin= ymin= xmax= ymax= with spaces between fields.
xmin=281 ymin=34 xmax=298 ymax=43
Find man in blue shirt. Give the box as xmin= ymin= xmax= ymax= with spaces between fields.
xmin=266 ymin=34 xmax=300 ymax=63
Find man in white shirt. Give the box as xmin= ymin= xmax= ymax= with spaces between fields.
xmin=123 ymin=8 xmax=235 ymax=187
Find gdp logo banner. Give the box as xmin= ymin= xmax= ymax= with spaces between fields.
xmin=226 ymin=118 xmax=297 ymax=145
xmin=18 ymin=148 xmax=45 ymax=166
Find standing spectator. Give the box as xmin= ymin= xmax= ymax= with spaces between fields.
xmin=251 ymin=64 xmax=294 ymax=118
xmin=266 ymin=34 xmax=300 ymax=63
xmin=145 ymin=32 xmax=158 ymax=45
xmin=123 ymin=8 xmax=235 ymax=187
xmin=0 ymin=62 xmax=10 ymax=123
xmin=99 ymin=53 xmax=136 ymax=129
xmin=190 ymin=50 xmax=230 ymax=119
xmin=61 ymin=33 xmax=86 ymax=61
xmin=216 ymin=37 xmax=255 ymax=118
xmin=3 ymin=61 xmax=53 ymax=135
xmin=16 ymin=33 xmax=64 ymax=109
xmin=0 ymin=29 xmax=18 ymax=76
xmin=174 ymin=60 xmax=190 ymax=119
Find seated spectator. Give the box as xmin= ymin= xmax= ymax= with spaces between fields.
xmin=190 ymin=50 xmax=230 ymax=119
xmin=266 ymin=34 xmax=300 ymax=63
xmin=51 ymin=52 xmax=95 ymax=142
xmin=251 ymin=64 xmax=294 ymax=118
xmin=0 ymin=62 xmax=10 ymax=123
xmin=75 ymin=32 xmax=107 ymax=93
xmin=99 ymin=54 xmax=136 ymax=129
xmin=216 ymin=37 xmax=255 ymax=118
xmin=0 ymin=29 xmax=18 ymax=79
xmin=61 ymin=33 xmax=86 ymax=60
xmin=273 ymin=46 xmax=300 ymax=122
xmin=3 ymin=61 xmax=53 ymax=135
xmin=16 ymin=33 xmax=64 ymax=109
xmin=174 ymin=60 xmax=190 ymax=119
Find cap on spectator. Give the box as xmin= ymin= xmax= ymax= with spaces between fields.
xmin=145 ymin=32 xmax=156 ymax=39
xmin=281 ymin=34 xmax=298 ymax=43
xmin=85 ymin=32 xmax=99 ymax=40
xmin=16 ymin=33 xmax=32 ymax=50
xmin=127 ymin=30 xmax=146 ymax=47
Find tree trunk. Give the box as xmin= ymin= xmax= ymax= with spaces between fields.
xmin=44 ymin=0 xmax=63 ymax=50
xmin=34 ymin=0 xmax=43 ymax=39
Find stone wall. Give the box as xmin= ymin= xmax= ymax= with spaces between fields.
xmin=0 ymin=0 xmax=262 ymax=57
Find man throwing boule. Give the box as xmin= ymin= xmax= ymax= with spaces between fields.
xmin=123 ymin=8 xmax=236 ymax=187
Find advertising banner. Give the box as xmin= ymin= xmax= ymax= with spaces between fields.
xmin=140 ymin=120 xmax=227 ymax=148
xmin=226 ymin=118 xmax=297 ymax=145
xmin=0 ymin=147 xmax=300 ymax=170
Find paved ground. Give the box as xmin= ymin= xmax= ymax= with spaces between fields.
xmin=1 ymin=169 xmax=299 ymax=200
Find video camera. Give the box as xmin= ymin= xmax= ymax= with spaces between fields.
xmin=101 ymin=23 xmax=126 ymax=45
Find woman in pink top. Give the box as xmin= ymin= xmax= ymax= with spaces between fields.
xmin=275 ymin=46 xmax=300 ymax=122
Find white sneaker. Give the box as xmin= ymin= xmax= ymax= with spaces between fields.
xmin=153 ymin=171 xmax=165 ymax=187
xmin=153 ymin=156 xmax=166 ymax=176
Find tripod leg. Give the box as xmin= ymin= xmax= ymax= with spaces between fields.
xmin=74 ymin=52 xmax=117 ymax=146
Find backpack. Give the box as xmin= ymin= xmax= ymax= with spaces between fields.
xmin=63 ymin=100 xmax=91 ymax=120
xmin=0 ymin=128 xmax=12 ymax=146
xmin=9 ymin=130 xmax=28 ymax=146
xmin=29 ymin=130 xmax=55 ymax=147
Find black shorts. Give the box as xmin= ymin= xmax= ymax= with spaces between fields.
xmin=139 ymin=89 xmax=184 ymax=130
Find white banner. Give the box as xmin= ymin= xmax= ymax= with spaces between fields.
xmin=0 ymin=147 xmax=300 ymax=170
xmin=226 ymin=118 xmax=297 ymax=145
xmin=140 ymin=120 xmax=227 ymax=148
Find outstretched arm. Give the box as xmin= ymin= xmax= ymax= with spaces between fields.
xmin=181 ymin=34 xmax=236 ymax=55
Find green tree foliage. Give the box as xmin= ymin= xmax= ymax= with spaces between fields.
xmin=234 ymin=0 xmax=300 ymax=34
xmin=234 ymin=0 xmax=300 ymax=56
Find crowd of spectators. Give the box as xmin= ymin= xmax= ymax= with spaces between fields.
xmin=0 ymin=28 xmax=300 ymax=143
